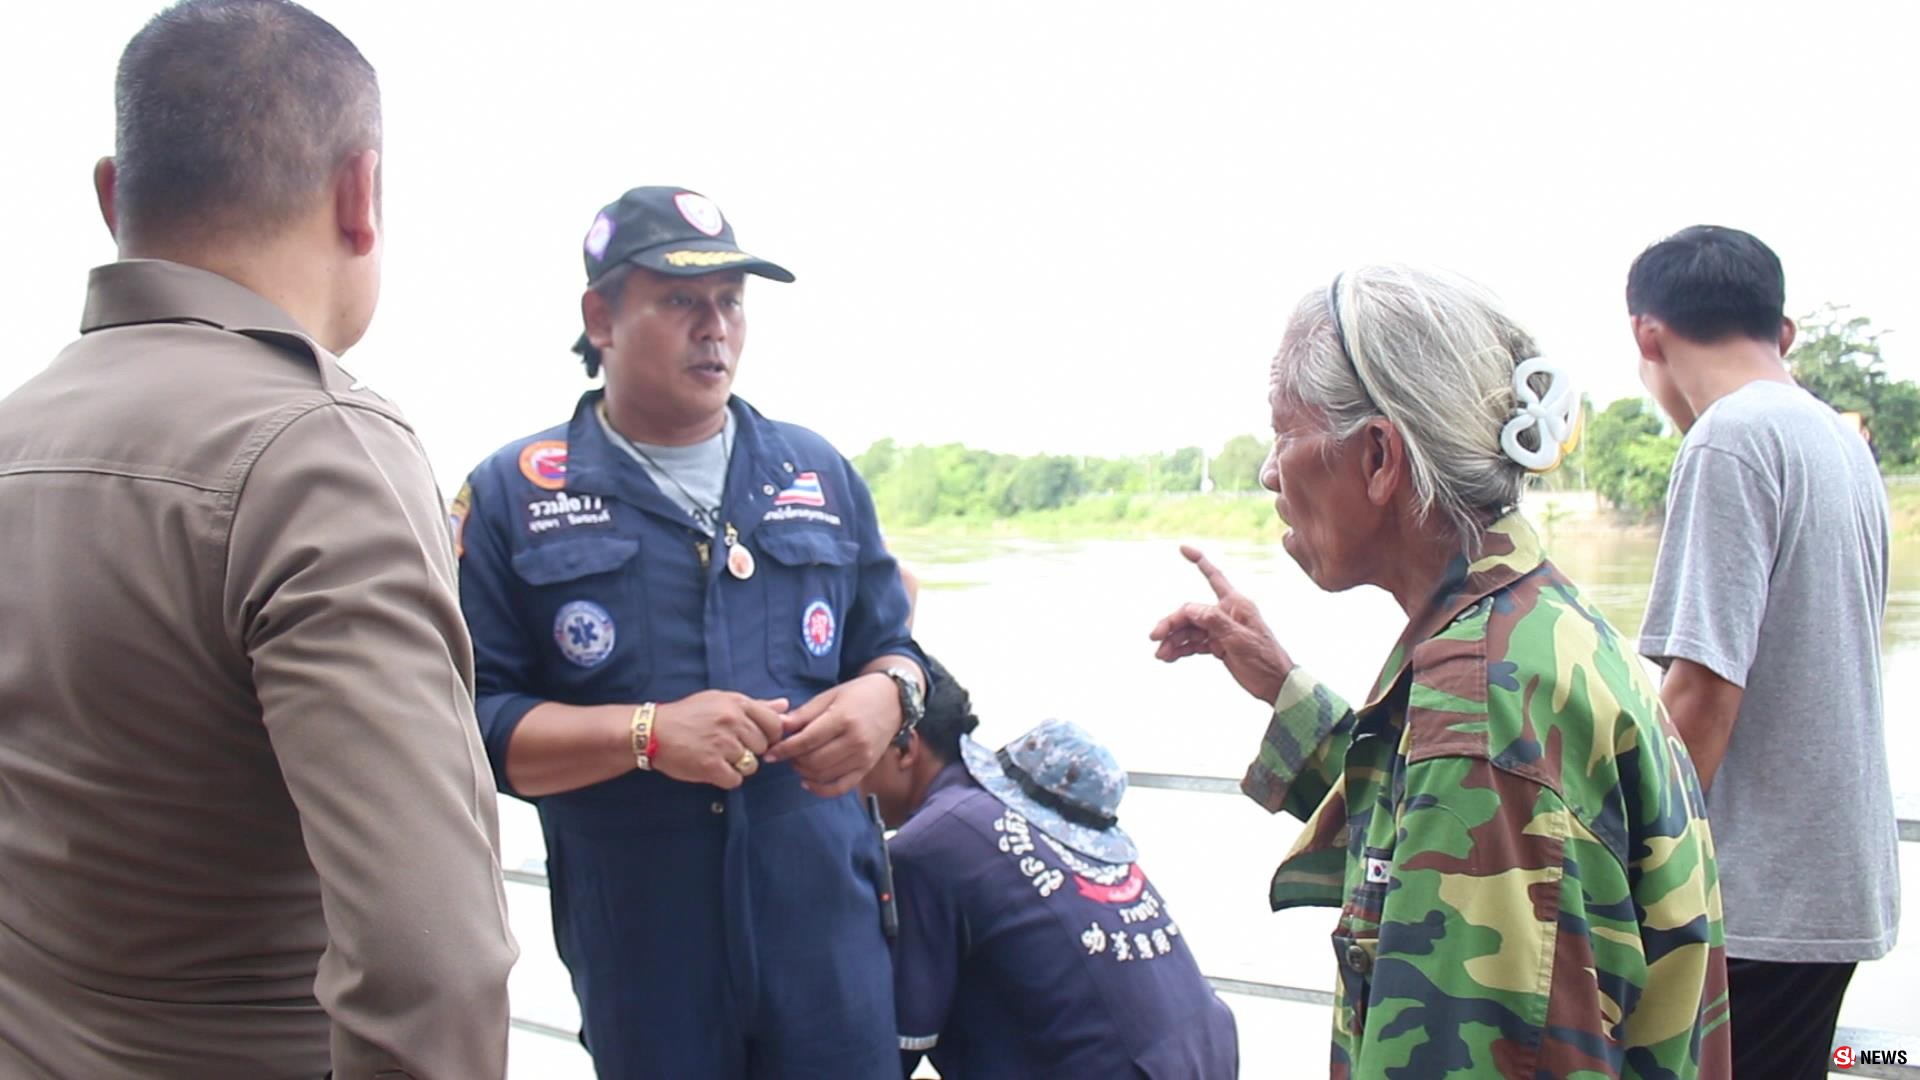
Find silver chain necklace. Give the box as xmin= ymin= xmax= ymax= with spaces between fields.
xmin=599 ymin=403 xmax=730 ymax=533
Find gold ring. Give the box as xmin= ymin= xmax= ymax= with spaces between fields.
xmin=734 ymin=750 xmax=759 ymax=775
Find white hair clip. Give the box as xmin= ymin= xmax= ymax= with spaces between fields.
xmin=1500 ymin=357 xmax=1583 ymax=472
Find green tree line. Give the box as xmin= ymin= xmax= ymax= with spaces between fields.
xmin=1579 ymin=305 xmax=1917 ymax=516
xmin=853 ymin=441 xmax=1272 ymax=527
xmin=858 ymin=307 xmax=1915 ymax=527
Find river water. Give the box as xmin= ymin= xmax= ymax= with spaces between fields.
xmin=500 ymin=516 xmax=1919 ymax=1077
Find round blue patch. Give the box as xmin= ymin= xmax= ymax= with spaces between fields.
xmin=801 ymin=598 xmax=837 ymax=657
xmin=554 ymin=600 xmax=616 ymax=668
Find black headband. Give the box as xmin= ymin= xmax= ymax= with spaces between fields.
xmin=996 ymin=747 xmax=1118 ymax=830
xmin=1326 ymin=272 xmax=1382 ymax=413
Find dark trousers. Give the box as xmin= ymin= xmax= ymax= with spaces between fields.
xmin=1728 ymin=957 xmax=1857 ymax=1080
xmin=549 ymin=780 xmax=898 ymax=1080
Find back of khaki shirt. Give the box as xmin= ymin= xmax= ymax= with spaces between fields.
xmin=0 ymin=261 xmax=516 ymax=1079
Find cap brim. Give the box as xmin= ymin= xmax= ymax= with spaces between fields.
xmin=626 ymin=239 xmax=795 ymax=283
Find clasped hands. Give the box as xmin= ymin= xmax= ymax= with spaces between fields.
xmin=649 ymin=673 xmax=902 ymax=797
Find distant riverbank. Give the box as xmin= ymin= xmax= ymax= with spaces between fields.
xmin=1895 ymin=480 xmax=1920 ymax=540
xmin=884 ymin=483 xmax=1920 ymax=543
xmin=886 ymin=492 xmax=1284 ymax=543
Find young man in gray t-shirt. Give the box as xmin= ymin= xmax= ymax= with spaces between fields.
xmin=1628 ymin=225 xmax=1897 ymax=1080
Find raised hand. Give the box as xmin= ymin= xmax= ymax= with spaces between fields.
xmin=1148 ymin=545 xmax=1294 ymax=704
xmin=652 ymin=690 xmax=788 ymax=790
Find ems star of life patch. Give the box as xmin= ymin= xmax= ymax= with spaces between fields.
xmin=774 ymin=471 xmax=826 ymax=507
xmin=554 ymin=600 xmax=616 ymax=668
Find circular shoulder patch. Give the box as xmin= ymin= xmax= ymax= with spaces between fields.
xmin=554 ymin=600 xmax=617 ymax=668
xmin=519 ymin=440 xmax=568 ymax=491
xmin=801 ymin=598 xmax=837 ymax=657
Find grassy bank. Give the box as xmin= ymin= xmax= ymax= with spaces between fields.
xmin=888 ymin=493 xmax=1285 ymax=543
xmin=1892 ymin=481 xmax=1920 ymax=541
xmin=887 ymin=483 xmax=1920 ymax=544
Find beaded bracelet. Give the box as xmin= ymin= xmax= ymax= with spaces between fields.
xmin=631 ymin=702 xmax=658 ymax=771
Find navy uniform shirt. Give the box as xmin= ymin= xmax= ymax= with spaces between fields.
xmin=891 ymin=763 xmax=1239 ymax=1078
xmin=454 ymin=390 xmax=921 ymax=1075
xmin=456 ymin=390 xmax=920 ymax=808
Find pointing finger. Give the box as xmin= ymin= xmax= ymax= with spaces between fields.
xmin=1183 ymin=547 xmax=1238 ymax=601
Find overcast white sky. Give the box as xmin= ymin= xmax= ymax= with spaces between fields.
xmin=6 ymin=1 xmax=1916 ymax=487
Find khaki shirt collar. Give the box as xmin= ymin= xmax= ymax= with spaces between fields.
xmin=80 ymin=259 xmax=308 ymax=337
xmin=78 ymin=259 xmax=361 ymax=397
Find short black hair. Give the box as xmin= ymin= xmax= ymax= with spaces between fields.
xmin=915 ymin=655 xmax=980 ymax=764
xmin=1625 ymin=225 xmax=1786 ymax=345
xmin=113 ymin=0 xmax=380 ymax=243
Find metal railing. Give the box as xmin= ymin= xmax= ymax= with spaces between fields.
xmin=503 ymin=769 xmax=1920 ymax=1077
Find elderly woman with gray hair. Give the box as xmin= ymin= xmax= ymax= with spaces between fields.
xmin=1151 ymin=266 xmax=1730 ymax=1079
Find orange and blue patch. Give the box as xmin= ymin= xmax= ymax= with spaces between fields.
xmin=520 ymin=440 xmax=569 ymax=491
xmin=802 ymin=598 xmax=836 ymax=656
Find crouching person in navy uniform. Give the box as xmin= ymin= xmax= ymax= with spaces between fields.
xmin=453 ymin=186 xmax=928 ymax=1079
xmin=861 ymin=658 xmax=1239 ymax=1078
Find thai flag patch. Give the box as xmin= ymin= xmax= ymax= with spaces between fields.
xmin=774 ymin=471 xmax=826 ymax=507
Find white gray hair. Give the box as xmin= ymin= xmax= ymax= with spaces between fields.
xmin=1270 ymin=264 xmax=1545 ymax=552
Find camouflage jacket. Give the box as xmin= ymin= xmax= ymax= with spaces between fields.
xmin=1243 ymin=515 xmax=1731 ymax=1079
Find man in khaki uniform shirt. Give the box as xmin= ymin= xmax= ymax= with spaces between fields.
xmin=0 ymin=3 xmax=516 ymax=1077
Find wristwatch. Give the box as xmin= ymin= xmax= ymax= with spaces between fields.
xmin=879 ymin=665 xmax=926 ymax=739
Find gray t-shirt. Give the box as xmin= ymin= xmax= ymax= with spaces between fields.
xmin=1639 ymin=380 xmax=1897 ymax=963
xmin=597 ymin=405 xmax=735 ymax=536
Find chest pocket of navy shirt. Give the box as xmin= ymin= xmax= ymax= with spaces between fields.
xmin=756 ymin=527 xmax=859 ymax=684
xmin=510 ymin=536 xmax=645 ymax=687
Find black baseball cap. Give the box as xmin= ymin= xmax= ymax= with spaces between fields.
xmin=582 ymin=186 xmax=794 ymax=287
xmin=573 ymin=187 xmax=793 ymax=371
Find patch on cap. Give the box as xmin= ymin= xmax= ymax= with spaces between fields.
xmin=674 ymin=192 xmax=725 ymax=237
xmin=584 ymin=212 xmax=616 ymax=259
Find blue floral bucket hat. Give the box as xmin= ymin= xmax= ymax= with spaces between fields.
xmin=960 ymin=719 xmax=1137 ymax=865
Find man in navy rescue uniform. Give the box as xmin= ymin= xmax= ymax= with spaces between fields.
xmin=454 ymin=186 xmax=927 ymax=1079
xmin=861 ymin=658 xmax=1239 ymax=1078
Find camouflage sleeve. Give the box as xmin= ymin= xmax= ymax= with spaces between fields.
xmin=1359 ymin=754 xmax=1621 ymax=1079
xmin=1241 ymin=666 xmax=1355 ymax=822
